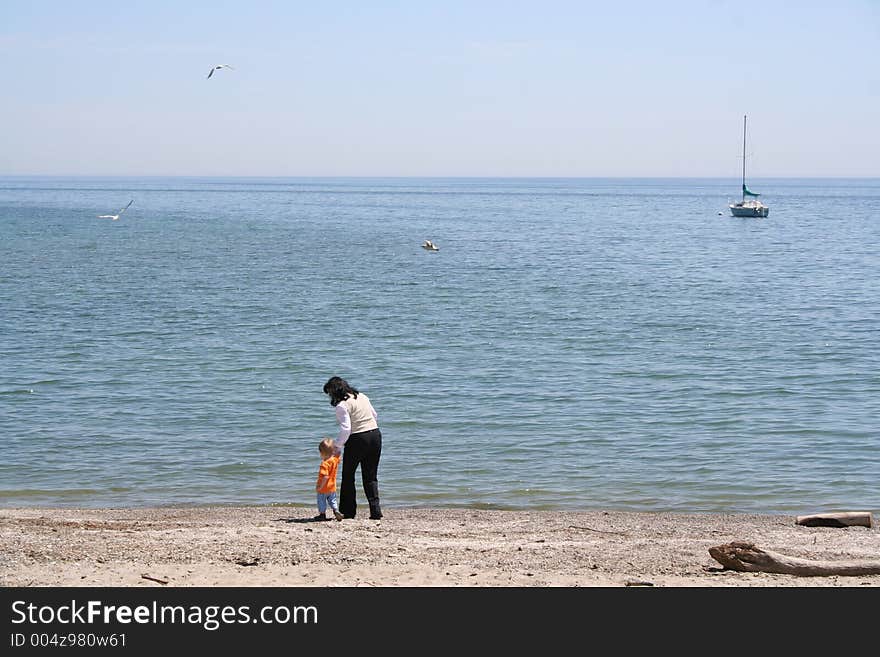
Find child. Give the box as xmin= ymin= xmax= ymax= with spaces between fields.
xmin=315 ymin=438 xmax=343 ymax=521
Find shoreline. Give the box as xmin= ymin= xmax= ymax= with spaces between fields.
xmin=1 ymin=506 xmax=877 ymax=587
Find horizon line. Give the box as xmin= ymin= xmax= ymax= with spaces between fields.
xmin=2 ymin=174 xmax=879 ymax=180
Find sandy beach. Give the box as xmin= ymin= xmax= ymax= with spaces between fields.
xmin=1 ymin=506 xmax=877 ymax=587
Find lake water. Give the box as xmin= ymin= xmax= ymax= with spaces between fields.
xmin=1 ymin=176 xmax=878 ymax=514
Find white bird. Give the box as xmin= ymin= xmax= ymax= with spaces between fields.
xmin=97 ymin=200 xmax=134 ymax=221
xmin=421 ymin=240 xmax=439 ymax=251
xmin=207 ymin=64 xmax=235 ymax=79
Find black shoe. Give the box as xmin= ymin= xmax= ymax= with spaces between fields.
xmin=312 ymin=514 xmax=330 ymax=521
xmin=369 ymin=513 xmax=383 ymax=520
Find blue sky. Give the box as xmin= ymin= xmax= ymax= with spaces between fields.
xmin=2 ymin=1 xmax=878 ymax=177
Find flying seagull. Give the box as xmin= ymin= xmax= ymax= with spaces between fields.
xmin=97 ymin=200 xmax=134 ymax=221
xmin=207 ymin=64 xmax=235 ymax=79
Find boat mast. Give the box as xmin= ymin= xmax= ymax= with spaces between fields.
xmin=741 ymin=114 xmax=747 ymax=203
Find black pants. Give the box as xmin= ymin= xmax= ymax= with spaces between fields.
xmin=339 ymin=428 xmax=382 ymax=519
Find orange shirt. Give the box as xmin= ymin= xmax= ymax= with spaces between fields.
xmin=316 ymin=455 xmax=340 ymax=494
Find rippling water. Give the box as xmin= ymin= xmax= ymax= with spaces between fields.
xmin=1 ymin=176 xmax=878 ymax=514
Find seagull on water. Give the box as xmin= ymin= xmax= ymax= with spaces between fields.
xmin=97 ymin=200 xmax=134 ymax=221
xmin=207 ymin=64 xmax=235 ymax=79
xmin=421 ymin=240 xmax=439 ymax=251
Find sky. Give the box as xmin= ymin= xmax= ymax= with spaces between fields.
xmin=1 ymin=0 xmax=878 ymax=177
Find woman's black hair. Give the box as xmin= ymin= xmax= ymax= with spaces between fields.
xmin=323 ymin=376 xmax=359 ymax=407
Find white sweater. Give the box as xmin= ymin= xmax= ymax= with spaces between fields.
xmin=334 ymin=393 xmax=379 ymax=448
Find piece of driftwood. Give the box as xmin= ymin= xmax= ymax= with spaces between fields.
xmin=140 ymin=573 xmax=169 ymax=585
xmin=795 ymin=511 xmax=873 ymax=528
xmin=708 ymin=541 xmax=880 ymax=577
xmin=568 ymin=525 xmax=626 ymax=535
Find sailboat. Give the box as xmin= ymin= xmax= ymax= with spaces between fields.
xmin=729 ymin=114 xmax=769 ymax=217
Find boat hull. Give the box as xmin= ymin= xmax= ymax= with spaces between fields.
xmin=729 ymin=203 xmax=769 ymax=218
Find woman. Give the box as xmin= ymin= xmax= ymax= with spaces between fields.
xmin=323 ymin=376 xmax=383 ymax=520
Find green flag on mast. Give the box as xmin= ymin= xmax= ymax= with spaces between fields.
xmin=743 ymin=184 xmax=760 ymax=197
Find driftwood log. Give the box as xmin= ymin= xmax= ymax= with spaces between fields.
xmin=708 ymin=541 xmax=880 ymax=577
xmin=795 ymin=511 xmax=873 ymax=528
